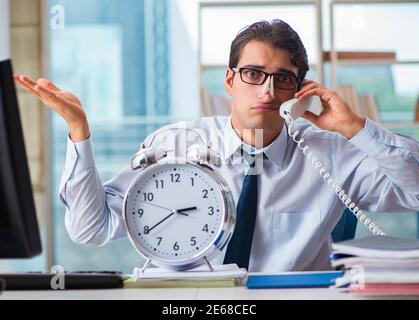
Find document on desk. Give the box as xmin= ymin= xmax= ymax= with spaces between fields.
xmin=331 ymin=236 xmax=419 ymax=295
xmin=124 ymin=264 xmax=247 ymax=288
xmin=332 ymin=235 xmax=419 ymax=259
xmin=246 ymin=271 xmax=344 ymax=289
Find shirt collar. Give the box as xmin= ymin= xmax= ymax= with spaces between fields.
xmin=223 ymin=116 xmax=287 ymax=169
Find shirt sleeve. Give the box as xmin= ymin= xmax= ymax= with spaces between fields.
xmin=334 ymin=118 xmax=419 ymax=212
xmin=57 ymin=123 xmax=178 ymax=247
xmin=58 ymin=136 xmax=135 ymax=246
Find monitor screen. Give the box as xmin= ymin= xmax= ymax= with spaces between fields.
xmin=0 ymin=58 xmax=42 ymax=258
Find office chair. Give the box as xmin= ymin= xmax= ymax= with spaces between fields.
xmin=331 ymin=208 xmax=358 ymax=242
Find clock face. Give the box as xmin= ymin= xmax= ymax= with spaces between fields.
xmin=124 ymin=162 xmax=227 ymax=264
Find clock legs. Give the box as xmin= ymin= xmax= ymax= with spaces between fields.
xmin=203 ymin=256 xmax=214 ymax=272
xmin=140 ymin=257 xmax=152 ymax=273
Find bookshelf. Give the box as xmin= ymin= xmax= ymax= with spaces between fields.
xmin=329 ymin=0 xmax=419 ymax=87
xmin=329 ymin=0 xmax=419 ymax=127
xmin=324 ymin=51 xmax=396 ymax=65
xmin=336 ymin=85 xmax=381 ymax=123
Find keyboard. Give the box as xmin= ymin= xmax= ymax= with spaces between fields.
xmin=0 ymin=271 xmax=125 ymax=290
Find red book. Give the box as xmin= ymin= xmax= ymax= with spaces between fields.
xmin=349 ymin=284 xmax=419 ymax=296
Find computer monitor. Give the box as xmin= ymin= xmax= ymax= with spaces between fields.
xmin=0 ymin=0 xmax=42 ymax=258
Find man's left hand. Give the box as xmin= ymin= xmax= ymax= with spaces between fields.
xmin=295 ymin=81 xmax=366 ymax=139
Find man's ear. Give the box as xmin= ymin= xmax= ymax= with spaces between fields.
xmin=224 ymin=68 xmax=234 ymax=97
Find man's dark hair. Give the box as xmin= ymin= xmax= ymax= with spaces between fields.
xmin=229 ymin=19 xmax=309 ymax=84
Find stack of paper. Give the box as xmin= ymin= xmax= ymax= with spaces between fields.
xmin=124 ymin=264 xmax=247 ymax=288
xmin=331 ymin=236 xmax=419 ymax=296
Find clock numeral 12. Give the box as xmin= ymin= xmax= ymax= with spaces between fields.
xmin=170 ymin=173 xmax=180 ymax=183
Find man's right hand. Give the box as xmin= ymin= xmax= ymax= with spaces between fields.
xmin=14 ymin=75 xmax=90 ymax=142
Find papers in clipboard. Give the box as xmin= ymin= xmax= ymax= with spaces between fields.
xmin=123 ymin=264 xmax=247 ymax=288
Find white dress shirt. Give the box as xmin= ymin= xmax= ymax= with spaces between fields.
xmin=59 ymin=116 xmax=419 ymax=272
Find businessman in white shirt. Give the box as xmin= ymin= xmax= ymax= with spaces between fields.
xmin=15 ymin=20 xmax=419 ymax=272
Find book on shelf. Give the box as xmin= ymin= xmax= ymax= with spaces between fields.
xmin=336 ymin=86 xmax=381 ymax=124
xmin=212 ymin=95 xmax=231 ymax=116
xmin=336 ymin=86 xmax=361 ymax=115
xmin=201 ymin=87 xmax=214 ymax=116
xmin=358 ymin=94 xmax=381 ymax=123
xmin=201 ymin=87 xmax=232 ymax=117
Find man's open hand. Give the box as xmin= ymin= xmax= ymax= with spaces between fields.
xmin=14 ymin=75 xmax=90 ymax=142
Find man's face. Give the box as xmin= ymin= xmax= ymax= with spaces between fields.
xmin=225 ymin=40 xmax=299 ymax=133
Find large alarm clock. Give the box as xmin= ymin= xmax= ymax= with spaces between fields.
xmin=122 ymin=129 xmax=236 ymax=271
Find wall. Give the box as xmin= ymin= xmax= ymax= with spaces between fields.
xmin=169 ymin=0 xmax=200 ymax=119
xmin=10 ymin=0 xmax=50 ymax=267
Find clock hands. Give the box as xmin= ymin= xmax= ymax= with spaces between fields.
xmin=138 ymin=201 xmax=195 ymax=216
xmin=145 ymin=211 xmax=176 ymax=234
xmin=177 ymin=206 xmax=198 ymax=214
xmin=138 ymin=201 xmax=172 ymax=212
xmin=144 ymin=206 xmax=198 ymax=235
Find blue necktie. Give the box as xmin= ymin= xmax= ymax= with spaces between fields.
xmin=223 ymin=153 xmax=258 ymax=270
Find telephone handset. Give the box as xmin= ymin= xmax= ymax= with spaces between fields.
xmin=279 ymin=95 xmax=323 ymax=120
xmin=279 ymin=96 xmax=385 ymax=236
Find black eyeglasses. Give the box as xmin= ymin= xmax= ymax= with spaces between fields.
xmin=231 ymin=67 xmax=300 ymax=91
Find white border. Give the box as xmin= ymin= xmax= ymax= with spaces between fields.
xmin=0 ymin=0 xmax=10 ymax=61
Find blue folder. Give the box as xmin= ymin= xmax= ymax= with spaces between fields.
xmin=246 ymin=271 xmax=343 ymax=289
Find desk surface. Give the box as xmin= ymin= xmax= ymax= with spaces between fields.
xmin=1 ymin=287 xmax=418 ymax=300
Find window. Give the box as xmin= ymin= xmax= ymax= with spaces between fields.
xmin=201 ymin=5 xmax=319 ymax=66
xmin=49 ymin=0 xmax=173 ymax=272
xmin=42 ymin=1 xmax=419 ymax=272
xmin=333 ymin=3 xmax=419 ymax=60
xmin=328 ymin=1 xmax=419 ymax=121
xmin=199 ymin=2 xmax=320 ymax=116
